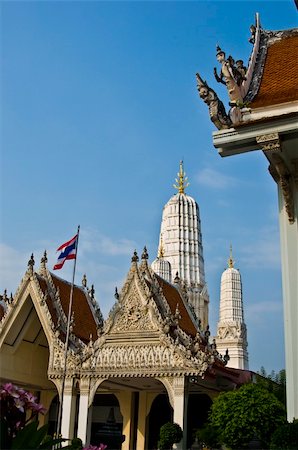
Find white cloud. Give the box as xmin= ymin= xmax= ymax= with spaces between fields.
xmin=195 ymin=168 xmax=238 ymax=189
xmin=80 ymin=227 xmax=136 ymax=256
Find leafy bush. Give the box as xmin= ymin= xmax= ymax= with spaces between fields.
xmin=158 ymin=422 xmax=183 ymax=450
xmin=209 ymin=383 xmax=286 ymax=449
xmin=270 ymin=420 xmax=298 ymax=449
xmin=196 ymin=423 xmax=220 ymax=448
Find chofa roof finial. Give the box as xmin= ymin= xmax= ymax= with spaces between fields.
xmin=173 ymin=161 xmax=189 ymax=194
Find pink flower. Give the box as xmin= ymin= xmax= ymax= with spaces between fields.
xmin=83 ymin=445 xmax=107 ymax=450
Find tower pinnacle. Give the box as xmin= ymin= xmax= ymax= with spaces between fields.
xmin=173 ymin=161 xmax=189 ymax=194
xmin=228 ymin=244 xmax=234 ymax=268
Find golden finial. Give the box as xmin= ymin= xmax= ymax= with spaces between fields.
xmin=158 ymin=236 xmax=165 ymax=258
xmin=228 ymin=244 xmax=234 ymax=268
xmin=173 ymin=161 xmax=189 ymax=194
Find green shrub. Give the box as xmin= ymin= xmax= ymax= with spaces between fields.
xmin=158 ymin=422 xmax=183 ymax=450
xmin=209 ymin=383 xmax=286 ymax=449
xmin=196 ymin=423 xmax=220 ymax=448
xmin=270 ymin=420 xmax=298 ymax=449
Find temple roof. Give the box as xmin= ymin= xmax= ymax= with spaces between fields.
xmin=250 ymin=33 xmax=298 ymax=109
xmin=36 ymin=272 xmax=99 ymax=343
xmin=155 ymin=275 xmax=198 ymax=337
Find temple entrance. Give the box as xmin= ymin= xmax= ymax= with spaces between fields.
xmin=187 ymin=393 xmax=212 ymax=448
xmin=147 ymin=394 xmax=172 ymax=450
xmin=90 ymin=394 xmax=123 ymax=449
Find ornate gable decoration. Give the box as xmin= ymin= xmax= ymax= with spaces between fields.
xmin=80 ymin=250 xmax=218 ymax=378
xmin=110 ymin=282 xmax=158 ymax=333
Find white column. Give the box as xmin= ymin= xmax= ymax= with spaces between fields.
xmin=61 ymin=378 xmax=76 ymax=440
xmin=278 ymin=183 xmax=298 ymax=421
xmin=77 ymin=379 xmax=90 ymax=445
xmin=172 ymin=377 xmax=188 ymax=450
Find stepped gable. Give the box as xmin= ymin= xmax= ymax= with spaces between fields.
xmin=250 ymin=33 xmax=298 ymax=109
xmin=155 ymin=275 xmax=198 ymax=338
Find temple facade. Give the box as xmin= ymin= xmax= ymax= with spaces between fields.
xmin=196 ymin=14 xmax=298 ymax=420
xmin=0 ymin=247 xmax=251 ymax=449
xmin=0 ymin=163 xmax=252 ymax=448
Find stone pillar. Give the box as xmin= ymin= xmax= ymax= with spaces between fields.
xmin=61 ymin=378 xmax=76 ymax=440
xmin=77 ymin=378 xmax=90 ymax=445
xmin=172 ymin=377 xmax=188 ymax=450
xmin=115 ymin=391 xmax=133 ymax=450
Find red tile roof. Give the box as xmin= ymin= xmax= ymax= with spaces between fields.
xmin=155 ymin=275 xmax=198 ymax=337
xmin=35 ymin=272 xmax=98 ymax=344
xmin=251 ymin=35 xmax=298 ymax=108
xmin=50 ymin=274 xmax=98 ymax=343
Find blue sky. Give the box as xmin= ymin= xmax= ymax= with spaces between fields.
xmin=1 ymin=1 xmax=297 ymax=373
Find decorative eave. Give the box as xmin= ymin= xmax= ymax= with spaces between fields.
xmin=196 ymin=14 xmax=298 ymax=130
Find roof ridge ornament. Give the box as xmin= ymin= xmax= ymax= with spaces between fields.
xmin=173 ymin=161 xmax=189 ymax=194
xmin=196 ymin=73 xmax=232 ymax=130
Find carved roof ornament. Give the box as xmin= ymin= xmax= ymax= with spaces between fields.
xmin=173 ymin=161 xmax=189 ymax=194
xmin=82 ymin=274 xmax=87 ymax=288
xmin=131 ymin=250 xmax=139 ymax=263
xmin=41 ymin=250 xmax=48 ymax=265
xmin=214 ymin=45 xmax=244 ymax=105
xmin=224 ymin=348 xmax=230 ymax=365
xmin=196 ymin=73 xmax=232 ymax=130
xmin=114 ymin=287 xmax=119 ymax=300
xmin=174 ymin=271 xmax=180 ymax=284
xmin=141 ymin=246 xmax=149 ymax=261
xmin=27 ymin=253 xmax=35 ymax=273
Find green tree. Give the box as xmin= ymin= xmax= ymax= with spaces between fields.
xmin=257 ymin=367 xmax=286 ymax=406
xmin=209 ymin=383 xmax=286 ymax=449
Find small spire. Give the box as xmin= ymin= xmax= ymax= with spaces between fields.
xmin=114 ymin=287 xmax=119 ymax=300
xmin=41 ymin=250 xmax=48 ymax=265
xmin=82 ymin=274 xmax=87 ymax=288
xmin=131 ymin=250 xmax=139 ymax=263
xmin=158 ymin=236 xmax=165 ymax=258
xmin=141 ymin=246 xmax=149 ymax=260
xmin=173 ymin=161 xmax=189 ymax=194
xmin=228 ymin=244 xmax=234 ymax=268
xmin=28 ymin=253 xmax=35 ymax=268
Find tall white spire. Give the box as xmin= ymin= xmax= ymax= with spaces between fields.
xmin=152 ymin=161 xmax=209 ymax=327
xmin=216 ymin=246 xmax=249 ymax=369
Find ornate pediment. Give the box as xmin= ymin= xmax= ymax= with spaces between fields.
xmin=110 ymin=283 xmax=159 ymax=333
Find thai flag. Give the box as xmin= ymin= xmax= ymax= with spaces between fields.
xmin=53 ymin=233 xmax=78 ymax=270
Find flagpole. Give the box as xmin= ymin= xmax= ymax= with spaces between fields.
xmin=56 ymin=225 xmax=80 ymax=439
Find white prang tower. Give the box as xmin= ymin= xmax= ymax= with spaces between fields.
xmin=216 ymin=247 xmax=249 ymax=369
xmin=152 ymin=161 xmax=209 ymax=328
